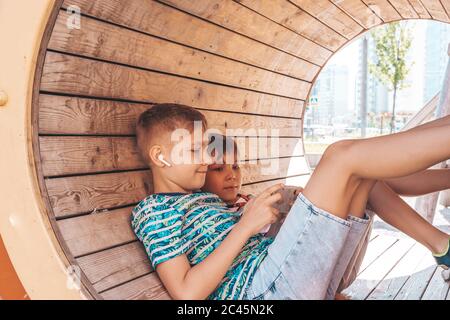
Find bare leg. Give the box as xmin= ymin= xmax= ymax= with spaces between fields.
xmin=382 ymin=115 xmax=450 ymax=196
xmin=384 ymin=168 xmax=450 ymax=196
xmin=342 ymin=177 xmax=449 ymax=254
xmin=303 ymin=124 xmax=450 ymax=219
xmin=403 ymin=115 xmax=450 ymax=132
xmin=327 ymin=179 xmax=377 ymax=299
xmin=332 ymin=178 xmax=449 ymax=298
xmin=334 ymin=176 xmax=449 ymax=253
xmin=347 ymin=179 xmax=378 ymax=218
xmin=369 ymin=181 xmax=449 ymax=254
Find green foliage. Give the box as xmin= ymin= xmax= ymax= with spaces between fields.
xmin=369 ymin=22 xmax=414 ymax=132
xmin=369 ymin=22 xmax=414 ymax=92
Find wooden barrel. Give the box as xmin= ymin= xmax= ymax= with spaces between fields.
xmin=30 ymin=0 xmax=450 ymax=299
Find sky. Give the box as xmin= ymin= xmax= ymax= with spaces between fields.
xmin=319 ymin=20 xmax=446 ymax=114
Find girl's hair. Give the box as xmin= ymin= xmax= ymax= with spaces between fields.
xmin=207 ymin=134 xmax=240 ymax=164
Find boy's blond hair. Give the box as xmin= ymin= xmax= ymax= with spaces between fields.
xmin=136 ymin=103 xmax=207 ymax=165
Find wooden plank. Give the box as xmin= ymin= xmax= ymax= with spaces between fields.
xmin=40 ymin=136 xmax=304 ymax=177
xmin=46 ymin=157 xmax=310 ymax=217
xmin=100 ymin=273 xmax=170 ymax=300
xmin=394 ymin=252 xmax=437 ymax=299
xmin=159 ymin=0 xmax=332 ymax=65
xmin=420 ymin=0 xmax=450 ymax=21
xmin=235 ymin=0 xmax=347 ymax=51
xmin=329 ymin=0 xmax=383 ymax=28
xmin=49 ymin=11 xmax=311 ymax=97
xmin=442 ymin=0 xmax=450 ymax=19
xmin=46 ymin=170 xmax=152 ymax=218
xmin=39 ymin=95 xmax=144 ymax=136
xmin=289 ymin=0 xmax=364 ymax=39
xmin=357 ymin=233 xmax=398 ymax=273
xmin=344 ymin=238 xmax=415 ymax=300
xmin=58 ymin=206 xmax=137 ymax=257
xmin=407 ymin=0 xmax=432 ymax=19
xmin=205 ymin=111 xmax=302 ymax=137
xmin=421 ymin=267 xmax=450 ymax=300
xmin=387 ymin=0 xmax=420 ymax=18
xmin=40 ymin=53 xmax=306 ymax=118
xmin=38 ymin=95 xmax=303 ymax=137
xmin=63 ymin=0 xmax=320 ymax=81
xmin=77 ymin=241 xmax=152 ymax=293
xmin=370 ymin=232 xmax=379 ymax=241
xmin=40 ymin=136 xmax=146 ymax=177
xmin=360 ymin=0 xmax=402 ymax=22
xmin=366 ymin=243 xmax=428 ymax=300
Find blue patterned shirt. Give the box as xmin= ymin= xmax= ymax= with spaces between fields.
xmin=131 ymin=191 xmax=273 ymax=300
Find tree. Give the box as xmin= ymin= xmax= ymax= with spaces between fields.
xmin=369 ymin=22 xmax=414 ymax=133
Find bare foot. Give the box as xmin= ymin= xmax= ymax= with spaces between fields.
xmin=334 ymin=293 xmax=351 ymax=300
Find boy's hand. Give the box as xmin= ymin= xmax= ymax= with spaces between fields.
xmin=236 ymin=183 xmax=284 ymax=236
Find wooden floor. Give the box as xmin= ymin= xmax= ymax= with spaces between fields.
xmin=344 ymin=206 xmax=450 ymax=300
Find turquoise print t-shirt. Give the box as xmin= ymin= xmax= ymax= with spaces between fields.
xmin=131 ymin=191 xmax=274 ymax=300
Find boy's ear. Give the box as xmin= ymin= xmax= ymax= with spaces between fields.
xmin=149 ymin=145 xmax=164 ymax=168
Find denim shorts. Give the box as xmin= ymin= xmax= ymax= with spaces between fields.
xmin=244 ymin=192 xmax=372 ymax=300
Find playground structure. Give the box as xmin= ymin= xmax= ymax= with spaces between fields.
xmin=0 ymin=0 xmax=449 ymax=299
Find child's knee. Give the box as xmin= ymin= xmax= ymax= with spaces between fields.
xmin=321 ymin=139 xmax=355 ymax=166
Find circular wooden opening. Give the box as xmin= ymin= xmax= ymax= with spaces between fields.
xmin=32 ymin=0 xmax=450 ymax=299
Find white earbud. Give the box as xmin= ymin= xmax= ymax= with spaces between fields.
xmin=157 ymin=154 xmax=172 ymax=167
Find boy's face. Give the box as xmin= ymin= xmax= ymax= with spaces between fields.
xmin=202 ymin=153 xmax=242 ymax=205
xmin=164 ymin=135 xmax=211 ymax=192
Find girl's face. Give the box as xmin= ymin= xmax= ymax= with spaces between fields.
xmin=202 ymin=153 xmax=242 ymax=205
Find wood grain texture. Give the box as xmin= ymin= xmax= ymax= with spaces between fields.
xmin=236 ymin=0 xmax=348 ymax=51
xmin=50 ymin=11 xmax=312 ymax=95
xmin=419 ymin=0 xmax=450 ymax=21
xmin=63 ymin=0 xmax=320 ymax=80
xmin=387 ymin=0 xmax=420 ymax=18
xmin=40 ymin=136 xmax=146 ymax=176
xmin=46 ymin=170 xmax=153 ymax=218
xmin=360 ymin=0 xmax=402 ymax=22
xmin=77 ymin=241 xmax=152 ymax=293
xmin=100 ymin=272 xmax=170 ymax=300
xmin=159 ymin=0 xmax=332 ymax=65
xmin=407 ymin=0 xmax=432 ymax=19
xmin=58 ymin=206 xmax=137 ymax=257
xmin=289 ymin=0 xmax=364 ymax=39
xmin=40 ymin=53 xmax=306 ymax=117
xmin=330 ymin=0 xmax=383 ymax=28
xmin=40 ymin=135 xmax=304 ymax=176
xmin=38 ymin=94 xmax=303 ymax=137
